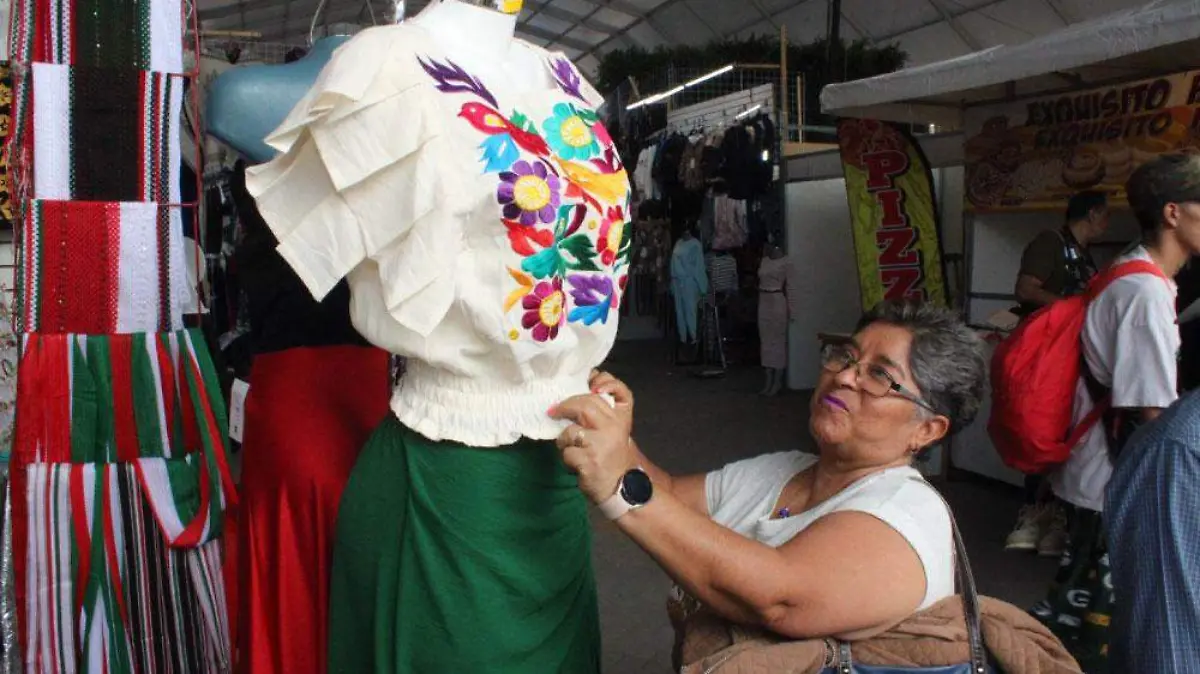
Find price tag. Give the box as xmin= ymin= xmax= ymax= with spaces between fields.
xmin=229 ymin=379 xmax=250 ymax=443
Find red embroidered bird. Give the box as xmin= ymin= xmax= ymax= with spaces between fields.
xmin=458 ymin=103 xmax=550 ymax=157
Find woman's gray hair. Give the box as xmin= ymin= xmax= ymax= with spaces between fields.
xmin=855 ymin=300 xmax=986 ymax=435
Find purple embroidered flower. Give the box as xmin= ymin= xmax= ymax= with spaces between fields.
xmin=550 ymin=57 xmax=588 ymax=103
xmin=522 ymin=277 xmax=566 ymax=342
xmin=498 ymin=160 xmax=562 ymax=226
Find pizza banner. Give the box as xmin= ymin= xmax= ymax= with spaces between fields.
xmin=836 ymin=119 xmax=948 ymax=311
xmin=964 ymin=69 xmax=1200 ymax=211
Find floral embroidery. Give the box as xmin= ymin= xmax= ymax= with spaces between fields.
xmin=549 ymin=57 xmax=588 ymax=104
xmin=544 ymin=103 xmax=600 ymax=161
xmin=459 ymin=103 xmax=549 ymax=172
xmin=597 ymin=206 xmax=626 ymax=267
xmin=567 ymin=274 xmax=617 ymax=326
xmin=498 ymin=160 xmax=561 ymax=226
xmin=419 ymin=58 xmax=499 ymax=108
xmin=420 ymin=55 xmax=630 ymax=341
xmin=522 ymin=278 xmax=566 ymax=342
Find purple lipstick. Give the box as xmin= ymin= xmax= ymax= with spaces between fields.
xmin=821 ymin=395 xmax=849 ymax=412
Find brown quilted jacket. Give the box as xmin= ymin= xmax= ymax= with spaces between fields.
xmin=671 ymin=595 xmax=1082 ymax=674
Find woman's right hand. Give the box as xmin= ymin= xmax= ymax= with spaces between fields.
xmin=589 ymin=369 xmax=634 ymax=432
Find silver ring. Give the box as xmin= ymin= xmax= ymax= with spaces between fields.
xmin=575 ymin=429 xmax=586 ymax=447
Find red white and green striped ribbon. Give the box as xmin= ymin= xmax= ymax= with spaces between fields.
xmin=23 ymin=463 xmax=230 ymax=674
xmin=11 ymin=330 xmax=235 ymax=673
xmin=19 ymin=200 xmax=186 ymax=335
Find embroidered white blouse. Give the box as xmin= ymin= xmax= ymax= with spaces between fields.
xmin=246 ymin=25 xmax=632 ymax=448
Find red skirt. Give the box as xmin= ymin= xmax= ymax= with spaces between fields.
xmin=234 ymin=345 xmax=391 ymax=674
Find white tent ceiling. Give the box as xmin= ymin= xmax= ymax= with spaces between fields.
xmin=196 ymin=0 xmax=1156 ymax=77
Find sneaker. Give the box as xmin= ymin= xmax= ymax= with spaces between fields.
xmin=1005 ymin=504 xmax=1046 ymax=551
xmin=1037 ymin=506 xmax=1069 ymax=558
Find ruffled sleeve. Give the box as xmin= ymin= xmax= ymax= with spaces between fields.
xmin=245 ymin=26 xmax=468 ymax=335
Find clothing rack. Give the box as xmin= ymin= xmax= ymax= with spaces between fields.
xmin=666 ymin=83 xmax=775 ymax=137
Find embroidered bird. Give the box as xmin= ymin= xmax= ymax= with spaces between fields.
xmin=458 ymin=103 xmax=550 ymax=158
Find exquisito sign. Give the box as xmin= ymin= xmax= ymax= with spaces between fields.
xmin=964 ymin=70 xmax=1200 ymax=211
xmin=836 ymin=119 xmax=947 ymax=310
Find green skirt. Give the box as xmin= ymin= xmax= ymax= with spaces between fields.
xmin=328 ymin=415 xmax=602 ymax=673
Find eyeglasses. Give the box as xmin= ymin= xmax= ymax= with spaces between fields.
xmin=820 ymin=343 xmax=938 ymax=413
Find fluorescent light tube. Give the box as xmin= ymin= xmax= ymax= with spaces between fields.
xmin=684 ymin=64 xmax=734 ymax=88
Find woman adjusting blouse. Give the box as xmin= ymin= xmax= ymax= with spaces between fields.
xmin=551 ymin=300 xmax=986 ymax=639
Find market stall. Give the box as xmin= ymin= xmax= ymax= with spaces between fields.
xmin=819 ymin=0 xmax=1200 ymax=485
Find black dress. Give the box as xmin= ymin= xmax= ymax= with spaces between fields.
xmin=229 ymin=160 xmax=369 ymax=355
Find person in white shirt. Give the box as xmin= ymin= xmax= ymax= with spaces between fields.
xmin=1033 ymin=153 xmax=1200 ymax=670
xmin=550 ymin=301 xmax=987 ymax=647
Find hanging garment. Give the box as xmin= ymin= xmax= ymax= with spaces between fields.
xmin=633 ymin=144 xmax=658 ymax=200
xmin=328 ymin=416 xmax=601 ymax=674
xmin=238 ymin=345 xmax=390 ymax=674
xmin=31 ymin=63 xmax=183 ymax=202
xmin=758 ymin=255 xmax=795 ymax=370
xmin=671 ymin=237 xmax=707 ymax=342
xmin=721 ymin=124 xmax=755 ymax=200
xmin=679 ymin=138 xmax=707 ymax=193
xmin=22 ymin=463 xmax=230 ymax=673
xmin=18 ymin=200 xmax=187 ymax=334
xmin=751 ymin=114 xmax=777 ymax=197
xmin=701 ymin=132 xmax=724 ymax=185
xmin=712 ymin=195 xmax=748 ymax=250
xmin=11 ymin=331 xmax=237 ymax=674
xmin=245 ymin=26 xmax=632 ymax=447
xmin=16 ymin=0 xmax=185 ymax=72
xmin=707 ymin=253 xmax=738 ymax=295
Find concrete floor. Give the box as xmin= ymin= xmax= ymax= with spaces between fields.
xmin=592 ymin=340 xmax=1060 ymax=672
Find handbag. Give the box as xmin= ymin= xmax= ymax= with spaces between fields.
xmin=819 ymin=487 xmax=993 ymax=674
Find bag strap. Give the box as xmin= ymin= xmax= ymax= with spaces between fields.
xmin=835 ymin=480 xmax=988 ymax=673
xmin=1074 ymin=257 xmax=1173 ymax=456
xmin=1084 ymin=259 xmax=1169 ymax=302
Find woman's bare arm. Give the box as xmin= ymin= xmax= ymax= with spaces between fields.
xmin=615 ymin=494 xmax=927 ymax=640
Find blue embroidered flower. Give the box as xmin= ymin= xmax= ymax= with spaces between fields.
xmin=543 ymin=103 xmax=601 ymax=162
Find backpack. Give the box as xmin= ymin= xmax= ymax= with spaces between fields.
xmin=988 ymin=259 xmax=1170 ymax=474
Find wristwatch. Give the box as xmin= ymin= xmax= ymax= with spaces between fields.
xmin=598 ymin=468 xmax=654 ymax=521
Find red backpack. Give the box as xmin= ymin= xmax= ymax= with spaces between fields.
xmin=988 ymin=259 xmax=1169 ymax=474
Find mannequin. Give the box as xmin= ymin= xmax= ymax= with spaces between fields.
xmin=206 ymin=35 xmax=350 ymax=164
xmin=243 ymin=0 xmax=626 ymax=671
xmin=207 ymin=39 xmax=391 ymax=674
xmin=757 ymin=240 xmax=795 ymax=396
xmin=671 ymin=227 xmax=708 ymax=347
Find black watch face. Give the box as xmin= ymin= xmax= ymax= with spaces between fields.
xmin=622 ymin=469 xmax=653 ymax=506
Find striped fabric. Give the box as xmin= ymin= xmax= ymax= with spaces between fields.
xmin=706 ymin=253 xmax=738 ymax=295
xmin=32 ymin=63 xmax=182 ymax=203
xmin=12 ymin=331 xmax=235 ymax=509
xmin=12 ymin=330 xmax=236 ymax=673
xmin=18 ymin=201 xmax=186 ymax=335
xmin=22 ymin=463 xmax=230 ymax=674
xmin=20 ymin=0 xmax=184 ymax=73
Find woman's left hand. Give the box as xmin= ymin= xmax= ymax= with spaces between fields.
xmin=550 ymin=376 xmax=638 ymax=505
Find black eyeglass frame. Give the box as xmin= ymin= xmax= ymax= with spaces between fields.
xmin=819 ymin=342 xmax=940 ymax=415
